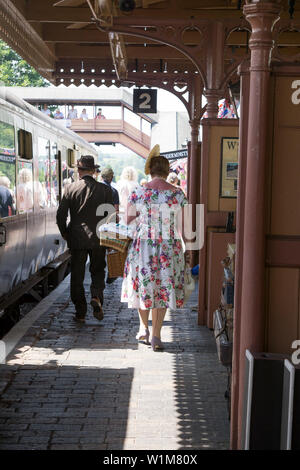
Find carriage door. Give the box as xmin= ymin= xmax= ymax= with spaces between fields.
xmin=56 ymin=150 xmax=62 ymax=203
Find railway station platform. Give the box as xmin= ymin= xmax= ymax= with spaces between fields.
xmin=0 ymin=269 xmax=229 ymax=450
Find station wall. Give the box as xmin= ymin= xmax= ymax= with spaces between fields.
xmin=266 ymin=73 xmax=300 ymax=354
xmin=199 ymin=120 xmax=238 ymax=328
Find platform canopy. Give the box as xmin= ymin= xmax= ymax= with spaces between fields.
xmin=1 ymin=1 xmax=299 ymax=116
xmin=0 ymin=2 xmax=272 ymax=87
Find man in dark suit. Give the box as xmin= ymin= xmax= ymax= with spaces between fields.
xmin=56 ymin=155 xmax=113 ymax=322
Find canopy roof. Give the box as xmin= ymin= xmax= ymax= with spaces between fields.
xmin=0 ymin=1 xmax=299 ymax=105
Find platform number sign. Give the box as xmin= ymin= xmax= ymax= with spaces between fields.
xmin=133 ymin=89 xmax=157 ymax=114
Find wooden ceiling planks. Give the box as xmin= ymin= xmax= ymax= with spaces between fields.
xmin=2 ymin=0 xmax=300 ymax=91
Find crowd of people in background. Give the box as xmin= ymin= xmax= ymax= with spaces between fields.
xmin=41 ymin=104 xmax=106 ymax=121
xmin=1 ymin=157 xmax=183 ymax=218
xmin=80 ymin=164 xmax=183 ymax=214
xmin=86 ymin=162 xmax=183 ymax=203
xmin=97 ymin=164 xmax=183 ymax=214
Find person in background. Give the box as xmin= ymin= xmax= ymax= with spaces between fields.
xmin=56 ymin=155 xmax=114 ymax=323
xmin=94 ymin=168 xmax=101 ymax=183
xmin=100 ymin=167 xmax=119 ymax=212
xmin=67 ymin=105 xmax=78 ymax=120
xmin=41 ymin=104 xmax=51 ymax=117
xmin=62 ymin=165 xmax=75 ymax=189
xmin=116 ymin=166 xmax=139 ymax=212
xmin=35 ymin=179 xmax=47 ymax=209
xmin=139 ymin=178 xmax=148 ymax=187
xmin=54 ymin=108 xmax=64 ymax=120
xmin=0 ymin=175 xmax=14 ymax=217
xmin=96 ymin=108 xmax=106 ymax=119
xmin=167 ymin=172 xmax=180 ymax=187
xmin=80 ymin=108 xmax=89 ymax=121
xmin=100 ymin=167 xmax=120 ymax=285
xmin=17 ymin=168 xmax=33 ymax=212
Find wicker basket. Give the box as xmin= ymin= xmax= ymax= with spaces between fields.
xmin=100 ymin=232 xmax=131 ymax=253
xmin=99 ymin=213 xmax=132 ymax=253
xmin=107 ymin=250 xmax=128 ymax=278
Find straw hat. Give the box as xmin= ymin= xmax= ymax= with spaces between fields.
xmin=144 ymin=144 xmax=160 ymax=175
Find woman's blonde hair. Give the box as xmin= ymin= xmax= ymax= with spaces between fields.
xmin=149 ymin=156 xmax=169 ymax=178
xmin=18 ymin=168 xmax=32 ymax=184
xmin=0 ymin=175 xmax=11 ymax=188
xmin=120 ymin=166 xmax=138 ymax=182
xmin=140 ymin=178 xmax=148 ymax=186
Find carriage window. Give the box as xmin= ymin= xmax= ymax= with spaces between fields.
xmin=17 ymin=161 xmax=33 ymax=213
xmin=38 ymin=137 xmax=50 ymax=208
xmin=18 ymin=129 xmax=33 ymax=159
xmin=67 ymin=148 xmax=75 ymax=168
xmin=0 ymin=121 xmax=16 ymax=218
xmin=61 ymin=146 xmax=74 ymax=193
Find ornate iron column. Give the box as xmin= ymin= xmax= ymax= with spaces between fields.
xmin=188 ymin=75 xmax=203 ymax=202
xmin=204 ymin=89 xmax=222 ymax=118
xmin=188 ymin=119 xmax=200 ymax=208
xmin=204 ymin=21 xmax=226 ymax=118
xmin=235 ymin=0 xmax=281 ymax=449
xmin=230 ymin=60 xmax=250 ymax=450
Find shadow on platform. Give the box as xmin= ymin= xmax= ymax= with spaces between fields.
xmin=0 ymin=276 xmax=229 ymax=449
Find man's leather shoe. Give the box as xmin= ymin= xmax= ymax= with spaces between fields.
xmin=90 ymin=297 xmax=104 ymax=321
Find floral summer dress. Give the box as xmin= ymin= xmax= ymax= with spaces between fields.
xmin=121 ymin=186 xmax=188 ymax=309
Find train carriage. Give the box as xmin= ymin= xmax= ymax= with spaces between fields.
xmin=0 ymin=88 xmax=98 ymax=307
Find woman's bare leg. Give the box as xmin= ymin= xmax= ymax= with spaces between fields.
xmin=136 ymin=308 xmax=150 ymax=342
xmin=138 ymin=309 xmax=150 ymax=330
xmin=151 ymin=308 xmax=167 ymax=339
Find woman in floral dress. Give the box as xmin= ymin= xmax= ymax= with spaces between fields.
xmin=121 ymin=145 xmax=189 ymax=351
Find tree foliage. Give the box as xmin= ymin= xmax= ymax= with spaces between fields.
xmin=0 ymin=40 xmax=50 ymax=87
xmin=97 ymin=150 xmax=146 ymax=183
xmin=0 ymin=122 xmax=15 ymax=149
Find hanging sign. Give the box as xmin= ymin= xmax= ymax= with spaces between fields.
xmin=161 ymin=149 xmax=188 ymax=161
xmin=133 ymin=89 xmax=157 ymax=114
xmin=0 ymin=153 xmax=15 ymax=163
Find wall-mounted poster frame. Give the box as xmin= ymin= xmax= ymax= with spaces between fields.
xmin=220 ymin=136 xmax=239 ymax=198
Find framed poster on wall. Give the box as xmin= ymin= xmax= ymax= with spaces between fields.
xmin=220 ymin=137 xmax=239 ymax=198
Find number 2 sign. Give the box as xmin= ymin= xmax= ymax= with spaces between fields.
xmin=133 ymin=89 xmax=157 ymax=114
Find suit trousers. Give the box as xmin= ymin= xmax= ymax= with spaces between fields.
xmin=70 ymin=246 xmax=106 ymax=315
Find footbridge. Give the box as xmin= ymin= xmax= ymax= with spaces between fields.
xmin=11 ymin=87 xmax=155 ymax=159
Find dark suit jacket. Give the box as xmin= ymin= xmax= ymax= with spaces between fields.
xmin=56 ymin=175 xmax=114 ymax=250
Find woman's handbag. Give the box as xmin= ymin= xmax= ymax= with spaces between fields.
xmin=98 ymin=212 xmax=132 ymax=253
xmin=183 ymin=264 xmax=195 ymax=304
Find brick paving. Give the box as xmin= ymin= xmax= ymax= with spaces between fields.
xmin=0 ymin=270 xmax=230 ymax=450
